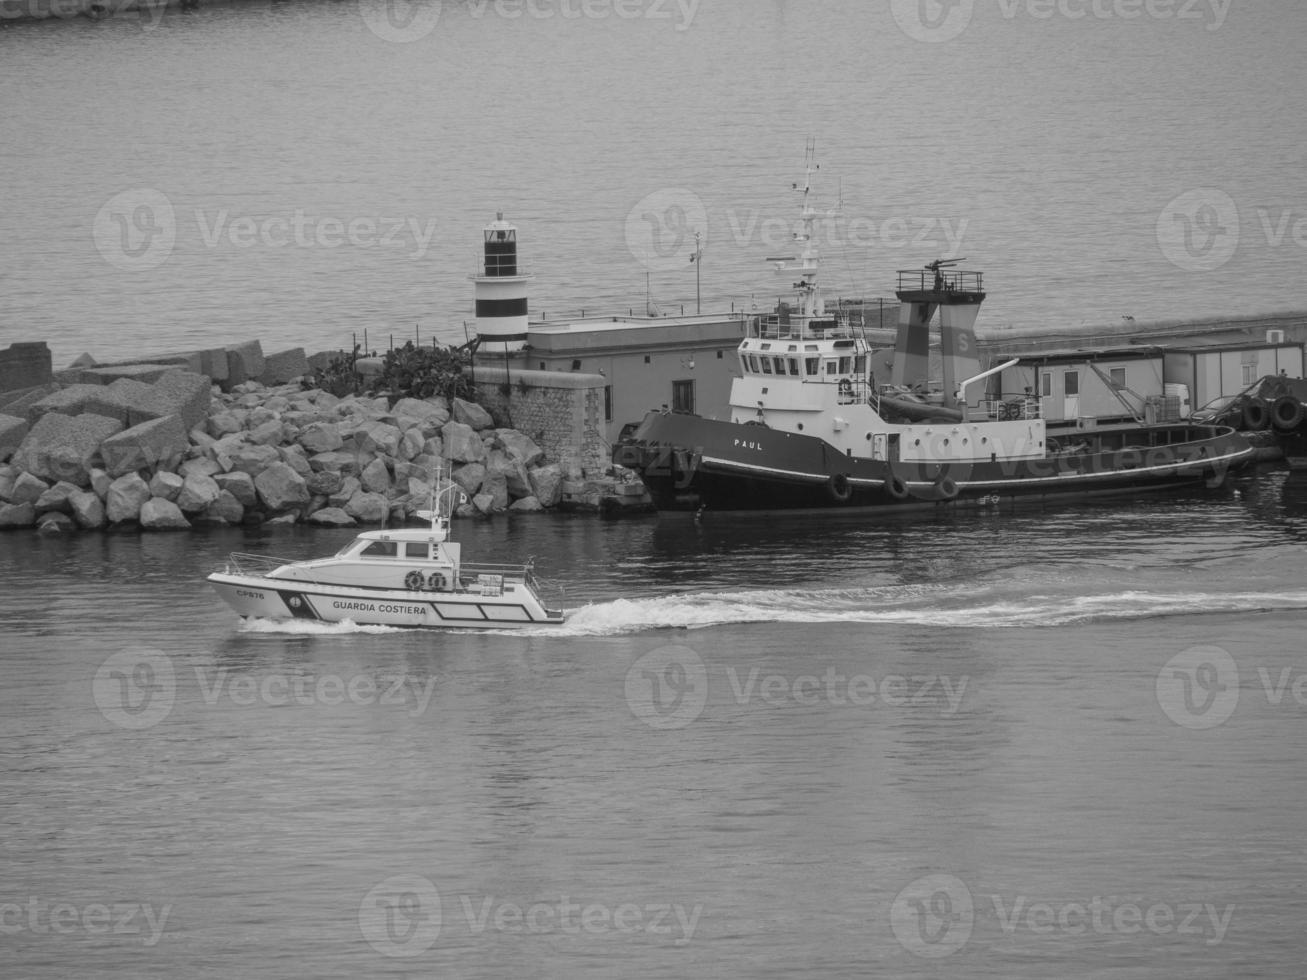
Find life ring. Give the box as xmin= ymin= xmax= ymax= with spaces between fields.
xmin=838 ymin=378 xmax=853 ymax=397
xmin=828 ymin=473 xmax=853 ymax=503
xmin=885 ymin=474 xmax=909 ymax=500
xmin=427 ymin=572 xmax=447 ymax=591
xmin=404 ymin=570 xmax=424 ymax=591
xmin=936 ymin=476 xmax=958 ymax=501
xmin=1242 ymin=397 xmax=1270 ymax=431
xmin=1271 ymin=395 xmax=1304 ymax=432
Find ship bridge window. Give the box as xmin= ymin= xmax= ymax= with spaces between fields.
xmin=826 ymin=361 xmax=838 ymax=376
xmin=805 ymin=357 xmax=819 ymax=376
xmin=773 ymin=357 xmax=787 ymax=374
xmin=788 ymin=359 xmax=800 ymax=376
xmin=405 ymin=543 xmax=430 ymax=559
xmin=839 ymin=357 xmax=852 ymax=374
xmin=761 ymin=358 xmax=773 ymax=374
xmin=362 ymin=541 xmax=398 ymax=558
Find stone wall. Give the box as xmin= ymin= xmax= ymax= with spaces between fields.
xmin=472 ymin=368 xmax=609 ymax=475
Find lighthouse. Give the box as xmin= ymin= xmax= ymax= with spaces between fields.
xmin=470 ymin=213 xmax=533 ymax=352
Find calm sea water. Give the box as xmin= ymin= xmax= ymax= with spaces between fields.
xmin=2 ymin=0 xmax=1307 ymax=367
xmin=4 ymin=3 xmax=1307 ymax=977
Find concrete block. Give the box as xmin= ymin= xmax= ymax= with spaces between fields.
xmin=259 ymin=348 xmax=309 ymax=385
xmin=11 ymin=412 xmax=124 ymax=486
xmin=99 ymin=415 xmax=190 ymax=478
xmin=150 ymin=370 xmax=211 ymax=431
xmin=81 ymin=364 xmax=176 ymax=386
xmin=224 ymin=341 xmax=266 ymax=390
xmin=0 ymin=383 xmax=58 ymax=416
xmin=0 ymin=342 xmax=52 ymax=394
xmin=26 ymin=384 xmax=131 ymax=425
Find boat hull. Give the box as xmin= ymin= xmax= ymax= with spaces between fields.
xmin=208 ymin=573 xmax=565 ymax=629
xmin=616 ymin=412 xmax=1255 ymax=513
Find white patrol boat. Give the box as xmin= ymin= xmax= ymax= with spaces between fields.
xmin=207 ymin=489 xmax=565 ymax=630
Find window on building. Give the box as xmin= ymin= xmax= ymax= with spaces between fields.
xmin=1242 ymin=363 xmax=1257 ymax=386
xmin=1065 ymin=371 xmax=1079 ymax=396
xmin=672 ymin=379 xmax=695 ymax=414
xmin=605 ymin=385 xmax=613 ymax=422
xmin=644 ymin=355 xmax=651 ymax=364
xmin=717 ymin=350 xmax=724 ymax=359
xmin=1109 ymin=367 xmax=1126 ymax=388
xmin=1041 ymin=373 xmax=1052 ymax=397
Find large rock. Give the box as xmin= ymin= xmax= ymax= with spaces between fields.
xmin=451 ymin=397 xmax=494 ymax=431
xmin=202 ymin=490 xmax=245 ymax=525
xmin=344 ymin=490 xmax=388 ymax=523
xmin=307 ymin=507 xmax=355 ymax=527
xmin=398 ymin=426 xmax=425 ymax=461
xmin=277 ymin=446 xmax=313 ymax=478
xmin=0 ymin=414 xmax=29 ymax=462
xmin=34 ymin=480 xmax=81 ymax=514
xmin=451 ymin=462 xmax=486 ymax=497
xmin=309 ymin=450 xmax=361 ymax=475
xmin=259 ymin=348 xmax=309 ymax=385
xmin=480 ymin=473 xmax=510 ymax=511
xmin=99 ymin=415 xmax=189 ymax=478
xmin=207 ymin=411 xmax=244 ymax=437
xmin=225 ymin=341 xmax=266 ymax=389
xmin=305 ymin=470 xmax=343 ymax=496
xmin=140 ymin=497 xmax=191 ymax=530
xmin=106 ymin=473 xmax=151 ymax=523
xmin=11 ymin=412 xmax=124 ymax=486
xmin=247 ymin=419 xmax=286 ymax=447
xmin=392 ymin=397 xmax=450 ymax=430
xmin=495 ymin=429 xmax=544 ymax=468
xmin=298 ymin=421 xmax=343 ymax=454
xmin=254 ymin=461 xmax=310 ymax=511
xmin=353 ymin=420 xmax=402 ymax=457
xmin=149 ymin=471 xmax=185 ymax=502
xmin=441 ymin=421 xmax=486 ymax=464
xmin=529 ymin=464 xmax=564 ymax=508
xmin=37 ymin=512 xmax=76 ymax=533
xmin=509 ymin=496 xmax=544 ymax=512
xmin=176 ymin=473 xmax=221 ymax=513
xmin=0 ymin=466 xmax=15 ymax=501
xmin=10 ymin=471 xmax=49 ymax=506
xmin=68 ymin=489 xmax=106 ymax=529
xmin=485 ymin=449 xmax=532 ymax=499
xmin=328 ymin=476 xmax=361 ymax=509
xmin=228 ymin=444 xmax=281 ymax=477
xmin=213 ymin=471 xmax=258 ymax=507
xmin=0 ymin=501 xmax=36 ymax=528
xmin=179 ymin=457 xmax=223 ymax=480
xmin=360 ymin=457 xmax=391 ymax=495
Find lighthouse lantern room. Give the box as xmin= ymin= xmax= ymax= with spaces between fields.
xmin=471 ymin=213 xmax=533 ymax=352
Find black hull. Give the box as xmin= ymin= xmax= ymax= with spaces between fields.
xmin=615 ymin=413 xmax=1256 ymax=514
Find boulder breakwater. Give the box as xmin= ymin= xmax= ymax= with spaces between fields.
xmin=0 ymin=341 xmax=650 ymax=532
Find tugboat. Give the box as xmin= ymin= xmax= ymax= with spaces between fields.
xmin=617 ymin=155 xmax=1255 ymax=513
xmin=208 ymin=484 xmax=565 ymax=629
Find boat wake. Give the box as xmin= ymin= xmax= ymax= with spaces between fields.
xmin=236 ymin=617 xmax=408 ymax=636
xmin=520 ymin=584 xmax=1307 ymax=636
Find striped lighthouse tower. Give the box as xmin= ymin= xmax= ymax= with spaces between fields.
xmin=470 ymin=213 xmax=533 ymax=352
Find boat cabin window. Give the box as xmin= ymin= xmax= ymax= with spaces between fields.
xmin=825 ymin=360 xmax=838 ymax=376
xmin=772 ymin=357 xmax=787 ymax=374
xmin=405 ymin=543 xmax=430 ymax=559
xmin=805 ymin=357 xmax=819 ymax=376
xmin=361 ymin=541 xmax=398 ymax=558
xmin=839 ymin=357 xmax=852 ymax=374
xmin=747 ymin=355 xmax=760 ymax=373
